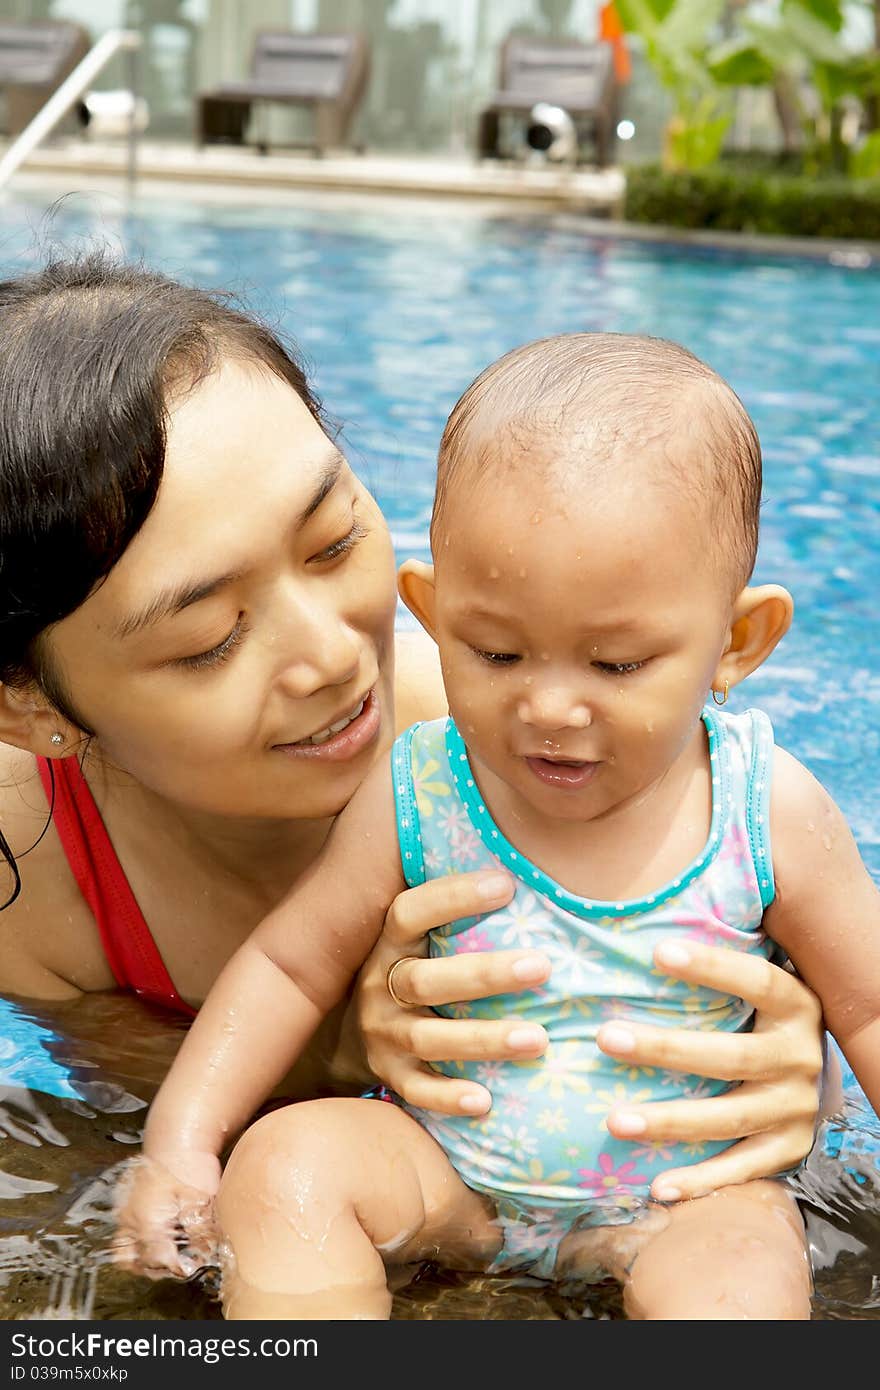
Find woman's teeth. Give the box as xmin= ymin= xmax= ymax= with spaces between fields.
xmin=301 ymin=698 xmax=365 ymax=745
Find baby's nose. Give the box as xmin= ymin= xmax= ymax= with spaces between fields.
xmin=517 ymin=689 xmax=592 ymax=730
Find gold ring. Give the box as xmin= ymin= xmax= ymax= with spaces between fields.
xmin=386 ymin=956 xmax=419 ymax=1010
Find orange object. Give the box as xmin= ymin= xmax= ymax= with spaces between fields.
xmin=598 ymin=1 xmax=631 ymax=84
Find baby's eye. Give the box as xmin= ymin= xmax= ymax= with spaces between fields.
xmin=473 ymin=648 xmax=520 ymax=665
xmin=594 ymin=660 xmax=645 ymax=675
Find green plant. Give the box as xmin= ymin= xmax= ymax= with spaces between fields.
xmin=615 ymin=0 xmax=733 ymax=171
xmin=623 ymin=161 xmax=880 ymax=238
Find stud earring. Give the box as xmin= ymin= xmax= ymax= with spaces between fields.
xmin=712 ymin=681 xmax=729 ymax=707
xmin=49 ymin=732 xmax=64 ymax=747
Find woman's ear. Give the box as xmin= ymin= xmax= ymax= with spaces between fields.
xmin=0 ymin=682 xmax=74 ymax=758
xmin=713 ymin=584 xmax=794 ymax=696
xmin=397 ymin=560 xmax=437 ymax=640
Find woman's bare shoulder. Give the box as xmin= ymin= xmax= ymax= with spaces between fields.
xmin=393 ymin=628 xmax=447 ymax=735
xmin=0 ymin=743 xmax=110 ymax=1000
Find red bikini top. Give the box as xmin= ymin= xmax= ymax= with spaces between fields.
xmin=36 ymin=756 xmax=195 ymax=1016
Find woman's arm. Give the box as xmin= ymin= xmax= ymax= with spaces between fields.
xmin=355 ymin=879 xmax=826 ymax=1200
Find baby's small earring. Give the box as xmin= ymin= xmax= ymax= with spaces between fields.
xmin=49 ymin=732 xmax=65 ymax=749
xmin=712 ymin=680 xmax=729 ymax=707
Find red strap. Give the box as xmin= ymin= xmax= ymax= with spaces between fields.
xmin=36 ymin=757 xmax=194 ymax=1017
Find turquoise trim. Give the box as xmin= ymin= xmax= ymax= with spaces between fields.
xmin=391 ymin=724 xmax=425 ymax=888
xmin=443 ymin=707 xmax=731 ymax=921
xmin=745 ymin=708 xmax=776 ymax=909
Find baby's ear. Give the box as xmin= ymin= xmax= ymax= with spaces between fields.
xmin=397 ymin=560 xmax=437 ymax=639
xmin=714 ymin=584 xmax=794 ymax=696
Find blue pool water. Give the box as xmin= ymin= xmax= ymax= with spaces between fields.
xmin=0 ymin=187 xmax=877 ymax=1316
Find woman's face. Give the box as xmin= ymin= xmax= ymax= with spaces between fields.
xmin=47 ymin=359 xmax=398 ymax=822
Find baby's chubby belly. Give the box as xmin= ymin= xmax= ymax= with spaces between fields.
xmin=401 ymin=908 xmax=760 ymax=1206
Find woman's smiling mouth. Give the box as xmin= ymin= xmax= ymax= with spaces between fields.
xmin=275 ymin=690 xmax=380 ymax=760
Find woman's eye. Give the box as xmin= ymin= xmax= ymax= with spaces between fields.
xmin=594 ymin=660 xmax=645 ymax=675
xmin=473 ymin=648 xmax=520 ymax=665
xmin=176 ymin=618 xmax=248 ymax=671
xmin=311 ymin=520 xmax=367 ymax=563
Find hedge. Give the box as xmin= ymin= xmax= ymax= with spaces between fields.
xmin=623 ymin=163 xmax=880 ymax=241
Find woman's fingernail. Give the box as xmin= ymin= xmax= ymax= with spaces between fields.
xmin=459 ymin=1091 xmax=491 ymax=1115
xmin=512 ymin=954 xmax=550 ymax=983
xmin=506 ymin=1025 xmax=546 ymax=1051
xmin=598 ymin=1023 xmax=635 ymax=1054
xmin=477 ymin=873 xmax=513 ymax=900
xmin=652 ymin=1185 xmax=682 ymax=1203
xmin=610 ymin=1110 xmax=646 ymax=1137
xmin=655 ymin=943 xmax=691 ymax=970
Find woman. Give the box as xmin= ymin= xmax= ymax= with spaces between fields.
xmin=0 ymin=257 xmax=825 ymax=1277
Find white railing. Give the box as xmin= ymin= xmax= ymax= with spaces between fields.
xmin=0 ymin=29 xmax=142 ymax=192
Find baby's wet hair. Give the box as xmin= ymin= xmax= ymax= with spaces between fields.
xmin=432 ymin=333 xmax=762 ymax=594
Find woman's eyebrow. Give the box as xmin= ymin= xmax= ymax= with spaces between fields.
xmin=113 ymin=450 xmax=347 ymax=641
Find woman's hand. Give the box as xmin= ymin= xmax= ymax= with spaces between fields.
xmin=598 ymin=941 xmax=825 ymax=1202
xmin=354 ymin=870 xmax=552 ymax=1116
xmin=112 ymin=1149 xmax=221 ymax=1281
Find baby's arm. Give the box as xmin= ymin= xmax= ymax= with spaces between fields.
xmin=117 ymin=757 xmax=406 ymax=1272
xmin=765 ymin=747 xmax=880 ymax=1116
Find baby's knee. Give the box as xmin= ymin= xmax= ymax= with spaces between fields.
xmin=218 ymin=1098 xmax=359 ymax=1219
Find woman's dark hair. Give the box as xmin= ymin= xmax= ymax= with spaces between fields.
xmin=0 ymin=253 xmax=327 ymax=906
xmin=0 ymin=252 xmax=326 ymax=715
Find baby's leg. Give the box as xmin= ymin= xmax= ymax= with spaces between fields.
xmin=624 ymin=1179 xmax=811 ymax=1320
xmin=215 ymin=1097 xmax=501 ymax=1320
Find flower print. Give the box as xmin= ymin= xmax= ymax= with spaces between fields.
xmin=611 ymin=1059 xmax=656 ymax=1084
xmin=453 ymin=925 xmax=493 ymax=955
xmin=504 ymin=1092 xmax=529 ymax=1121
xmin=659 ymin=1068 xmax=690 ymax=1091
xmin=554 ymin=995 xmax=594 ymax=1023
xmin=679 ymin=1141 xmax=709 ymax=1159
xmin=491 ymin=891 xmax=549 ymax=950
xmin=549 ymin=932 xmax=605 ymax=985
xmin=411 ymin=756 xmax=451 ymax=819
xmin=577 ymin=1152 xmax=649 ymax=1198
xmin=681 ymin=1079 xmax=715 ymax=1101
xmin=448 ymin=823 xmax=483 ymax=866
xmin=435 ymin=802 xmax=471 ymax=842
xmin=507 ymin=1156 xmax=572 ymax=1188
xmin=521 ymin=1041 xmax=598 ymax=1098
xmin=474 ymin=1060 xmax=507 ymax=1088
xmin=629 ymin=1139 xmax=676 ymax=1164
xmin=718 ymin=822 xmax=750 ymax=873
xmin=536 ymin=1107 xmax=568 ymax=1136
xmin=424 ymin=847 xmax=443 ymax=873
xmin=585 ymin=1084 xmax=653 ymax=1119
xmin=494 ymin=1208 xmax=572 ymax=1271
xmin=600 ymin=997 xmax=633 ymax=1022
xmin=496 ymin=1123 xmax=539 ymax=1164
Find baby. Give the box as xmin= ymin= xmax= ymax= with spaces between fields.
xmin=125 ymin=333 xmax=880 ymax=1319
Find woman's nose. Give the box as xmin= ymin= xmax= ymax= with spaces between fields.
xmin=516 ymin=686 xmax=592 ymax=731
xmin=272 ymin=596 xmax=361 ymax=698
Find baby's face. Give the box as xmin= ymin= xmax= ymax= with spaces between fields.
xmin=430 ymin=465 xmax=736 ymax=828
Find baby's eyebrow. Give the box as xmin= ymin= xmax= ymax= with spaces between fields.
xmin=455 ymin=606 xmax=648 ymax=637
xmin=113 ymin=449 xmax=346 ymax=640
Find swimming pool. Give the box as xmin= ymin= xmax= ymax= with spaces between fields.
xmin=0 ymin=185 xmax=878 ymax=1319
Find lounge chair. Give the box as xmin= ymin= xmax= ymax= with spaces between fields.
xmin=0 ymin=19 xmax=91 ymax=136
xmin=477 ymin=36 xmax=617 ymax=168
xmin=196 ymin=30 xmax=369 ymax=156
